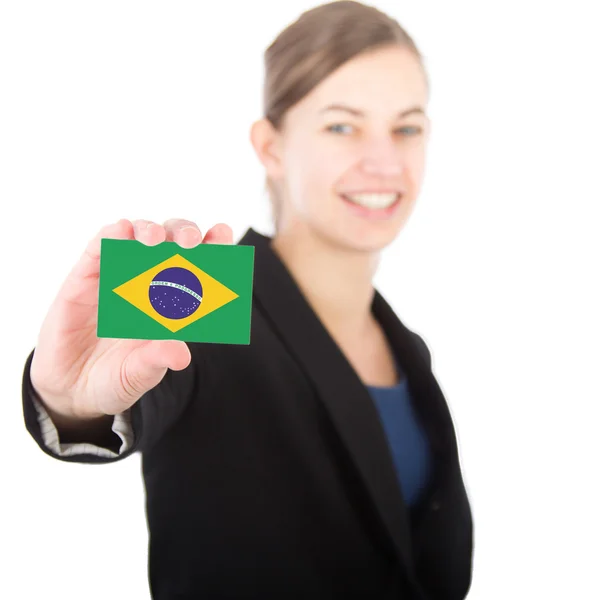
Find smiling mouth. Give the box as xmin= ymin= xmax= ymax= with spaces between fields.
xmin=340 ymin=192 xmax=403 ymax=212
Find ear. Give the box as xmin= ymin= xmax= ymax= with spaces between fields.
xmin=249 ymin=118 xmax=284 ymax=180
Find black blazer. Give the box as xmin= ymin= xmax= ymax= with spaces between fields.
xmin=22 ymin=226 xmax=474 ymax=600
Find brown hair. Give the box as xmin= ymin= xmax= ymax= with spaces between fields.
xmin=262 ymin=0 xmax=429 ymax=232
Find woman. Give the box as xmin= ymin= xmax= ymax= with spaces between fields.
xmin=22 ymin=2 xmax=474 ymax=599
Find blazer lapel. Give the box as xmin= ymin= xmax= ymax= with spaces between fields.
xmin=238 ymin=228 xmax=448 ymax=580
xmin=237 ymin=227 xmax=453 ymax=584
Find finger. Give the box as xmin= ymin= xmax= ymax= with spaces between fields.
xmin=202 ymin=223 xmax=234 ymax=245
xmin=131 ymin=219 xmax=166 ymax=246
xmin=71 ymin=218 xmax=134 ymax=280
xmin=163 ymin=218 xmax=203 ymax=248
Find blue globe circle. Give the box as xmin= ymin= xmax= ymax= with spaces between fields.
xmin=149 ymin=267 xmax=203 ymax=319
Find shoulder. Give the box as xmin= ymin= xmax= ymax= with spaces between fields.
xmin=410 ymin=330 xmax=432 ymax=368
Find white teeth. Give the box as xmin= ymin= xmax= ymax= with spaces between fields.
xmin=343 ymin=193 xmax=400 ymax=209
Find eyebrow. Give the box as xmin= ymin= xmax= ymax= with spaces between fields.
xmin=319 ymin=103 xmax=427 ymax=119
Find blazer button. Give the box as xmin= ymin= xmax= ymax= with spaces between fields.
xmin=431 ymin=500 xmax=440 ymax=511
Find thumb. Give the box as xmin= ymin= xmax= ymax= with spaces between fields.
xmin=119 ymin=339 xmax=191 ymax=403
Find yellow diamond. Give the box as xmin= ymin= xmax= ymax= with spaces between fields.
xmin=112 ymin=253 xmax=239 ymax=333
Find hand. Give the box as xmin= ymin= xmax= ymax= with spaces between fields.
xmin=29 ymin=218 xmax=233 ymax=423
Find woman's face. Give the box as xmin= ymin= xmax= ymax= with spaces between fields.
xmin=259 ymin=44 xmax=430 ymax=252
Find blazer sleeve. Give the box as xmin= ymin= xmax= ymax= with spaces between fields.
xmin=31 ymin=389 xmax=134 ymax=458
xmin=21 ymin=344 xmax=201 ymax=464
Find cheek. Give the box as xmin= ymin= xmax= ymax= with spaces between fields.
xmin=308 ymin=143 xmax=353 ymax=190
xmin=409 ymin=142 xmax=427 ymax=177
xmin=289 ymin=148 xmax=348 ymax=202
xmin=398 ymin=145 xmax=426 ymax=195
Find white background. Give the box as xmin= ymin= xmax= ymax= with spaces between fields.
xmin=1 ymin=1 xmax=595 ymax=598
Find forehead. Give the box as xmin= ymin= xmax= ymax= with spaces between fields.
xmin=296 ymin=45 xmax=427 ymax=117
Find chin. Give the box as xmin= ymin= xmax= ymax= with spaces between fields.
xmin=323 ymin=225 xmax=398 ymax=254
xmin=353 ymin=232 xmax=397 ymax=253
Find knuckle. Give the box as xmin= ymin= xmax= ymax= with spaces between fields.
xmin=164 ymin=218 xmax=197 ymax=230
xmin=115 ymin=218 xmax=133 ymax=232
xmin=97 ymin=221 xmax=117 ymax=238
xmin=163 ymin=218 xmax=201 ymax=241
xmin=131 ymin=219 xmax=164 ymax=242
xmin=119 ymin=360 xmax=145 ymax=400
xmin=101 ymin=219 xmax=131 ymax=239
xmin=132 ymin=219 xmax=157 ymax=229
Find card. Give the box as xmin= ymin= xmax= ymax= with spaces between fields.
xmin=97 ymin=238 xmax=254 ymax=344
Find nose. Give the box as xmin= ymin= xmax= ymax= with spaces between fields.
xmin=360 ymin=138 xmax=404 ymax=177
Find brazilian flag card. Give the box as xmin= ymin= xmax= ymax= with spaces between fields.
xmin=97 ymin=238 xmax=254 ymax=344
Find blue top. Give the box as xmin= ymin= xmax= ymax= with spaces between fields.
xmin=366 ymin=355 xmax=433 ymax=509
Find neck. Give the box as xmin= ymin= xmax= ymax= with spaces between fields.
xmin=270 ymin=223 xmax=380 ymax=338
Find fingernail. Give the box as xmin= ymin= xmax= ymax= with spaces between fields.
xmin=180 ymin=226 xmax=198 ymax=235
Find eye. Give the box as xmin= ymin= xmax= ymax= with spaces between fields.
xmin=326 ymin=123 xmax=354 ymax=134
xmin=396 ymin=126 xmax=423 ymax=136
